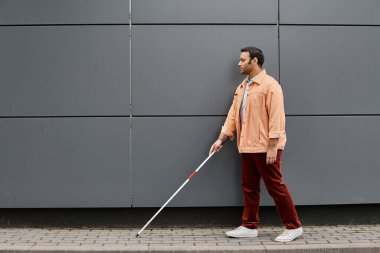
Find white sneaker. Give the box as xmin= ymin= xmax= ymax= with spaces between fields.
xmin=275 ymin=227 xmax=303 ymax=242
xmin=226 ymin=226 xmax=258 ymax=238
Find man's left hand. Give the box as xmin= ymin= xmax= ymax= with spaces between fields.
xmin=266 ymin=147 xmax=277 ymax=165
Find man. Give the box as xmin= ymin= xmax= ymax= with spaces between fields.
xmin=209 ymin=47 xmax=302 ymax=242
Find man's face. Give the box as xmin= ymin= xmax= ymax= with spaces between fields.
xmin=238 ymin=52 xmax=253 ymax=75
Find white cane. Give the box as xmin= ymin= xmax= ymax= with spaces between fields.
xmin=136 ymin=138 xmax=228 ymax=237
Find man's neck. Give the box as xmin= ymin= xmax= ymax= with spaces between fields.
xmin=248 ymin=67 xmax=262 ymax=80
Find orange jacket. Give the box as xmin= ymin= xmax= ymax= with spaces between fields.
xmin=221 ymin=69 xmax=286 ymax=153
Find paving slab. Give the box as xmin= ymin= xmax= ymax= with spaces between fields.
xmin=0 ymin=225 xmax=379 ymax=252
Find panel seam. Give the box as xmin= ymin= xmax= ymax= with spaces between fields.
xmin=277 ymin=0 xmax=280 ymax=83
xmin=129 ymin=0 xmax=133 ymax=208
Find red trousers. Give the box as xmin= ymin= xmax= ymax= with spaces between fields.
xmin=241 ymin=150 xmax=302 ymax=229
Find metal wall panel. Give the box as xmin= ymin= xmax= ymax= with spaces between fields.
xmin=132 ymin=25 xmax=278 ymax=116
xmin=280 ymin=26 xmax=380 ymax=115
xmin=0 ymin=0 xmax=129 ymax=25
xmin=280 ymin=0 xmax=380 ymax=25
xmin=284 ymin=116 xmax=380 ymax=205
xmin=132 ymin=0 xmax=277 ymax=24
xmin=1 ymin=0 xmax=378 ymax=209
xmin=0 ymin=26 xmax=129 ymax=116
xmin=132 ymin=117 xmax=243 ymax=207
xmin=0 ymin=117 xmax=130 ymax=208
xmin=133 ymin=116 xmax=380 ymax=207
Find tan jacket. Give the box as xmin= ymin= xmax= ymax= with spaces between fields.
xmin=221 ymin=69 xmax=286 ymax=153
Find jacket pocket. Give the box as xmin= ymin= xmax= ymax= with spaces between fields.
xmin=249 ymin=92 xmax=264 ymax=109
xmin=234 ymin=92 xmax=243 ymax=111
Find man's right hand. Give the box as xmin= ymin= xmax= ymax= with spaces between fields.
xmin=209 ymin=139 xmax=223 ymax=155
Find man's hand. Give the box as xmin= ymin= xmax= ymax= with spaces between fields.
xmin=209 ymin=139 xmax=223 ymax=155
xmin=266 ymin=147 xmax=277 ymax=165
xmin=209 ymin=134 xmax=234 ymax=155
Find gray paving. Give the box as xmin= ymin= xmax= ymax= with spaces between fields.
xmin=0 ymin=225 xmax=379 ymax=252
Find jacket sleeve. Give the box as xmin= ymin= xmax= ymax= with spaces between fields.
xmin=266 ymin=83 xmax=286 ymax=139
xmin=221 ymin=91 xmax=238 ymax=137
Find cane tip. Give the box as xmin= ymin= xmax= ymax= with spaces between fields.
xmin=136 ymin=233 xmax=140 ymax=238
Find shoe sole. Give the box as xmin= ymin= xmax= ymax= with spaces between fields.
xmin=274 ymin=233 xmax=302 ymax=242
xmin=226 ymin=233 xmax=258 ymax=238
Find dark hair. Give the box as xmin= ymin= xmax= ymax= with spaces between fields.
xmin=240 ymin=47 xmax=264 ymax=67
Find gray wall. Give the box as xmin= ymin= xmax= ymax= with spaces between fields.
xmin=0 ymin=0 xmax=379 ymax=208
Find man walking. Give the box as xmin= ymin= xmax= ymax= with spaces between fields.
xmin=209 ymin=47 xmax=302 ymax=242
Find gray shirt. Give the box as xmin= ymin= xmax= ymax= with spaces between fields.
xmin=240 ymin=75 xmax=257 ymax=124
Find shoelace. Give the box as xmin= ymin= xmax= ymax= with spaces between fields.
xmin=281 ymin=229 xmax=291 ymax=237
xmin=232 ymin=226 xmax=247 ymax=232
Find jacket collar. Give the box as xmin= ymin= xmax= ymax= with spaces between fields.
xmin=240 ymin=69 xmax=266 ymax=88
